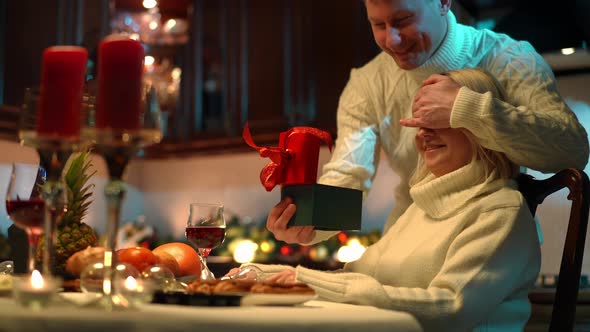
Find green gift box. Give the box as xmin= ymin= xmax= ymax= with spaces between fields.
xmin=281 ymin=183 xmax=362 ymax=230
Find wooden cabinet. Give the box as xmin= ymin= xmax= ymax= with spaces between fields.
xmin=0 ymin=0 xmax=379 ymax=156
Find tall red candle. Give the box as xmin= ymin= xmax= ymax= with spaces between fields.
xmin=36 ymin=46 xmax=88 ymax=138
xmin=96 ymin=35 xmax=144 ymax=130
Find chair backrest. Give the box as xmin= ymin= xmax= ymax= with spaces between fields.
xmin=516 ymin=168 xmax=590 ymax=332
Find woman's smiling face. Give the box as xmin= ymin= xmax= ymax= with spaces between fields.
xmin=415 ymin=127 xmax=473 ymax=177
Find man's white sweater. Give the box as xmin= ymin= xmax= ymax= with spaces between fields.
xmin=256 ymin=162 xmax=541 ymax=331
xmin=312 ymin=11 xmax=588 ymax=244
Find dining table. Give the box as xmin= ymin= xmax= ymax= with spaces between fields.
xmin=0 ymin=293 xmax=423 ymax=332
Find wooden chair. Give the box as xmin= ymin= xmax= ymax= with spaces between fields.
xmin=517 ymin=168 xmax=590 ymax=332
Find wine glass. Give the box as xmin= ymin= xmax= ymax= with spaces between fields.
xmin=186 ymin=203 xmax=226 ymax=280
xmin=5 ymin=164 xmax=46 ymax=273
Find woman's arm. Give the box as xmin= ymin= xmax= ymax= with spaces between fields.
xmin=295 ymin=204 xmax=541 ymax=331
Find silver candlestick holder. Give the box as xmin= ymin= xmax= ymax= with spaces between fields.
xmin=81 ymin=86 xmax=162 ymax=309
xmin=81 ymin=128 xmax=161 ymax=309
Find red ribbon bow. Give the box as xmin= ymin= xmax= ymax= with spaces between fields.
xmin=243 ymin=122 xmax=333 ymax=191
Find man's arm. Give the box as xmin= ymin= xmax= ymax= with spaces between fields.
xmin=401 ymin=42 xmax=589 ymax=172
xmin=455 ymin=43 xmax=589 ymax=172
xmin=266 ymin=69 xmax=381 ymax=245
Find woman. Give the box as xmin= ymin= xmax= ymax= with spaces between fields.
xmin=238 ymin=68 xmax=541 ymax=331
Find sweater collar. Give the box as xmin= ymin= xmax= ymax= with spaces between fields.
xmin=410 ymin=161 xmax=506 ymax=219
xmin=406 ymin=11 xmax=467 ymax=81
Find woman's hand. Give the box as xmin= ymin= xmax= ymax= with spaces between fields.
xmin=222 ymin=266 xmax=260 ymax=281
xmin=265 ymin=269 xmax=297 ymax=285
xmin=266 ymin=197 xmax=316 ymax=244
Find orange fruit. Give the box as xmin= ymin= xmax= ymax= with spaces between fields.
xmin=153 ymin=242 xmax=201 ymax=277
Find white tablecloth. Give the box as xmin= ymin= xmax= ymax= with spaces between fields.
xmin=0 ymin=295 xmax=422 ymax=332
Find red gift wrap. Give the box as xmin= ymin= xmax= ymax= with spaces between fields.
xmin=243 ymin=123 xmax=333 ymax=191
xmin=37 ymin=46 xmax=88 ymax=137
xmin=96 ymin=35 xmax=144 ymax=130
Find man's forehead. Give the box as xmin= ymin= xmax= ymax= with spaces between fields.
xmin=366 ymin=0 xmax=425 ymax=11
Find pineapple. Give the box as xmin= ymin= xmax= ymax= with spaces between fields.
xmin=37 ymin=150 xmax=99 ymax=275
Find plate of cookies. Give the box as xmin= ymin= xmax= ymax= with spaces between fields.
xmin=181 ymin=279 xmax=317 ymax=306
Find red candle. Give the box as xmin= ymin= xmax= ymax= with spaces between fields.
xmin=96 ymin=35 xmax=144 ymax=130
xmin=36 ymin=46 xmax=88 ymax=138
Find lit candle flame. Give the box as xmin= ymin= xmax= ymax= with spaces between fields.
xmin=31 ymin=270 xmax=44 ymax=289
xmin=124 ymin=276 xmax=138 ymax=291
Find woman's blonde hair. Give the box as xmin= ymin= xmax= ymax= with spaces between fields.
xmin=410 ymin=68 xmax=518 ymax=185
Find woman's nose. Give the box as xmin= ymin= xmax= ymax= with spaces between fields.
xmin=417 ymin=127 xmax=434 ymax=138
xmin=385 ymin=27 xmax=402 ymax=49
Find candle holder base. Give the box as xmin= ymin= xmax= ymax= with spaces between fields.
xmin=12 ymin=273 xmax=61 ymax=310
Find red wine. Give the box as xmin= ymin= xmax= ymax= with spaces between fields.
xmin=6 ymin=199 xmax=45 ymax=232
xmin=186 ymin=226 xmax=226 ymax=250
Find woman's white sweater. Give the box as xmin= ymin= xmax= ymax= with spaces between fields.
xmin=253 ymin=162 xmax=541 ymax=331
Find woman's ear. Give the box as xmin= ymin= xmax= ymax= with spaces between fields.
xmin=440 ymin=0 xmax=452 ymax=15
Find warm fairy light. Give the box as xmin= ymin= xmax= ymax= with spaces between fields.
xmin=260 ymin=241 xmax=272 ymax=253
xmin=561 ymin=48 xmax=575 ymax=55
xmin=144 ymin=55 xmax=156 ymax=73
xmin=337 ymin=232 xmax=348 ymax=243
xmin=165 ymin=19 xmax=177 ymax=31
xmin=280 ymin=245 xmax=291 ymax=256
xmin=122 ymin=133 xmax=131 ymax=143
xmin=30 ymin=270 xmax=44 ymax=289
xmin=149 ymin=21 xmax=159 ymax=30
xmin=171 ymin=67 xmax=182 ymax=80
xmin=130 ymin=33 xmax=141 ymax=41
xmin=142 ymin=0 xmax=157 ymax=9
xmin=336 ymin=238 xmax=366 ymax=263
xmin=233 ymin=240 xmax=258 ymax=263
xmin=145 ymin=56 xmax=155 ymax=66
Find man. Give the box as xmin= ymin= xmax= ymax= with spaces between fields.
xmin=266 ymin=0 xmax=589 ymax=244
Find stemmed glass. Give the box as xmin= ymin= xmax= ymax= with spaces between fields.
xmin=5 ymin=164 xmax=46 ymax=273
xmin=81 ymin=84 xmax=162 ymax=308
xmin=186 ymin=203 xmax=226 ymax=280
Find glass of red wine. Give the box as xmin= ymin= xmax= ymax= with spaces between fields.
xmin=186 ymin=202 xmax=226 ymax=280
xmin=5 ymin=163 xmax=46 ymax=273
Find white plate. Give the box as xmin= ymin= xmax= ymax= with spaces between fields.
xmin=241 ymin=293 xmax=316 ymax=306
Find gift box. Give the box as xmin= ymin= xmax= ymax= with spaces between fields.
xmin=281 ymin=183 xmax=362 ymax=230
xmin=244 ymin=123 xmax=362 ymax=230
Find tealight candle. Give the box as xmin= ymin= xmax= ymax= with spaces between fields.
xmin=36 ymin=46 xmax=88 ymax=138
xmin=96 ymin=34 xmax=145 ymax=131
xmin=115 ymin=275 xmax=154 ymax=307
xmin=12 ymin=270 xmax=61 ymax=310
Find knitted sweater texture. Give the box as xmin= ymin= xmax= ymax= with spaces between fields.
xmin=313 ymin=11 xmax=588 ymax=243
xmin=296 ymin=162 xmax=541 ymax=331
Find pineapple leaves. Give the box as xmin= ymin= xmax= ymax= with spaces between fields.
xmin=61 ymin=150 xmax=96 ymax=225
